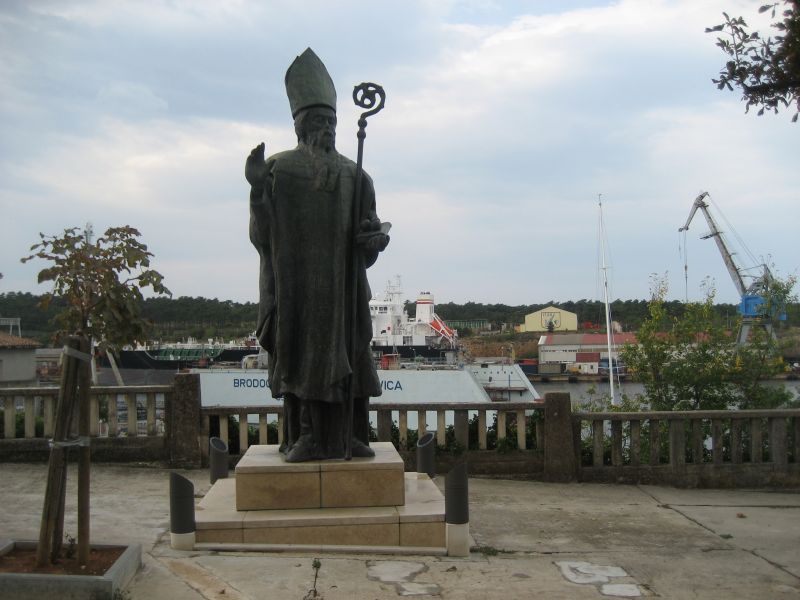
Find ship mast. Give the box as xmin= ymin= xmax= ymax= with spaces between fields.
xmin=598 ymin=195 xmax=617 ymax=406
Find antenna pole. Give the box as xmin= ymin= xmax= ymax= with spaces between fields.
xmin=598 ymin=195 xmax=617 ymax=406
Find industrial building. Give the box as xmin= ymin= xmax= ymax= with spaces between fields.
xmin=0 ymin=331 xmax=41 ymax=387
xmin=519 ymin=306 xmax=578 ymax=333
xmin=537 ymin=332 xmax=638 ymax=373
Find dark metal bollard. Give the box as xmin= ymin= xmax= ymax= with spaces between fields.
xmin=169 ymin=472 xmax=195 ymax=550
xmin=417 ymin=431 xmax=436 ymax=478
xmin=209 ymin=436 xmax=229 ymax=484
xmin=445 ymin=462 xmax=469 ymax=556
xmin=445 ymin=462 xmax=469 ymax=524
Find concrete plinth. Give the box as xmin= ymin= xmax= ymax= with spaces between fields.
xmin=235 ymin=442 xmax=405 ymax=510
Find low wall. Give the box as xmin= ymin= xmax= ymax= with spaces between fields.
xmin=0 ymin=437 xmax=167 ymax=463
xmin=396 ymin=449 xmax=544 ymax=477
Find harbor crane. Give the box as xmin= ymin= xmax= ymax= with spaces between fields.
xmin=679 ymin=191 xmax=782 ymax=345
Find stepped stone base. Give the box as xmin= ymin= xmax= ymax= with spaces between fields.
xmin=195 ymin=443 xmax=445 ymax=552
xmin=235 ymin=442 xmax=405 ymax=510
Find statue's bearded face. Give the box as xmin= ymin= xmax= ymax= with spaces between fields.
xmin=298 ymin=107 xmax=336 ymax=152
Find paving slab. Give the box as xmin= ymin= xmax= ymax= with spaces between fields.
xmin=640 ymin=484 xmax=800 ymax=579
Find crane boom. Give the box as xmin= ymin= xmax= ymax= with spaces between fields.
xmin=678 ymin=192 xmax=747 ymax=297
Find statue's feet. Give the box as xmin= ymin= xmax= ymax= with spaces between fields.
xmin=350 ymin=438 xmax=375 ymax=458
xmin=285 ymin=434 xmax=323 ymax=463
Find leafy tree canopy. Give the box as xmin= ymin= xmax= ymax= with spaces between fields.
xmin=621 ymin=276 xmax=797 ymax=411
xmin=707 ymin=1 xmax=800 ymax=121
xmin=20 ymin=226 xmax=171 ymax=349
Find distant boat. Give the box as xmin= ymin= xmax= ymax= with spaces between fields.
xmin=100 ymin=335 xmax=260 ymax=370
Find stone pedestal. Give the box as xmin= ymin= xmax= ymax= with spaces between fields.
xmin=235 ymin=443 xmax=405 ymax=510
xmin=194 ymin=442 xmax=446 ymax=553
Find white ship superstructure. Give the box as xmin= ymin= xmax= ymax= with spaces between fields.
xmin=369 ymin=277 xmax=457 ymax=354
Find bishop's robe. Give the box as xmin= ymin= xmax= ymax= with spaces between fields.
xmin=249 ymin=145 xmax=382 ymax=412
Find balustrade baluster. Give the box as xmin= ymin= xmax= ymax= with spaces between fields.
xmin=649 ymin=419 xmax=660 ymax=465
xmin=516 ymin=410 xmax=526 ymax=450
xmin=44 ymin=396 xmax=55 ymax=437
xmin=611 ymin=420 xmax=622 ymax=466
xmin=456 ymin=409 xmax=469 ymax=449
xmin=125 ymin=394 xmax=137 ymax=437
xmin=593 ymin=420 xmax=604 ymax=468
xmin=108 ymin=395 xmax=118 ymax=437
xmin=770 ymin=417 xmax=788 ymax=466
xmin=691 ymin=419 xmax=704 ymax=464
xmin=4 ymin=397 xmax=14 ymax=439
xmin=219 ymin=414 xmax=229 ymax=445
xmin=437 ymin=410 xmax=446 ymax=446
xmin=669 ymin=419 xmax=686 ymax=469
xmin=750 ymin=418 xmax=762 ymax=463
xmin=712 ymin=419 xmax=724 ymax=465
xmin=146 ymin=393 xmax=157 ymax=436
xmin=731 ymin=419 xmax=743 ymax=464
xmin=239 ymin=412 xmax=249 ymax=453
xmin=399 ymin=410 xmax=407 ymax=449
xmin=478 ymin=410 xmax=487 ymax=450
xmin=630 ymin=420 xmax=640 ymax=466
xmin=259 ymin=414 xmax=268 ymax=444
xmin=497 ymin=411 xmax=507 ymax=441
xmin=377 ymin=409 xmax=392 ymax=442
xmin=24 ymin=396 xmax=35 ymax=438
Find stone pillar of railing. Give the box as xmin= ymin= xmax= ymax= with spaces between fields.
xmin=377 ymin=409 xmax=392 ymax=442
xmin=543 ymin=392 xmax=576 ymax=482
xmin=167 ymin=373 xmax=202 ymax=468
xmin=454 ymin=410 xmax=469 ymax=449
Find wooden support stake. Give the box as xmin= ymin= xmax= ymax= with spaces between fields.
xmin=77 ymin=335 xmax=91 ymax=566
xmin=37 ymin=336 xmax=81 ymax=567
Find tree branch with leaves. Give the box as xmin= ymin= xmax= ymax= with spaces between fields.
xmin=21 ymin=225 xmax=171 ymax=351
xmin=707 ymin=1 xmax=800 ymax=121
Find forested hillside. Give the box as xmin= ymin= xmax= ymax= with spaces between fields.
xmin=421 ymin=298 xmax=745 ymax=334
xmin=2 ymin=291 xmax=796 ymax=345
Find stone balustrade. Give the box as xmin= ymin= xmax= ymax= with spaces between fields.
xmin=0 ymin=385 xmax=171 ymax=439
xmin=199 ymin=401 xmax=543 ymax=457
xmin=2 ymin=375 xmax=799 ymax=487
xmin=574 ymin=409 xmax=800 ymax=486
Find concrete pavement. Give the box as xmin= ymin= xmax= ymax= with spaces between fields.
xmin=0 ymin=462 xmax=798 ymax=599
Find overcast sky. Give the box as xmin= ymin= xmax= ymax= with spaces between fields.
xmin=1 ymin=0 xmax=797 ymax=308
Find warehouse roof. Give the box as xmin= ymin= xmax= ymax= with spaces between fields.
xmin=0 ymin=331 xmax=42 ymax=349
xmin=538 ymin=332 xmax=638 ymax=346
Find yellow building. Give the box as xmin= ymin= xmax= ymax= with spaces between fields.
xmin=521 ymin=305 xmax=578 ymax=333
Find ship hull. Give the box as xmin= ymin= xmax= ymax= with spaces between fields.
xmin=100 ymin=348 xmax=259 ymax=370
